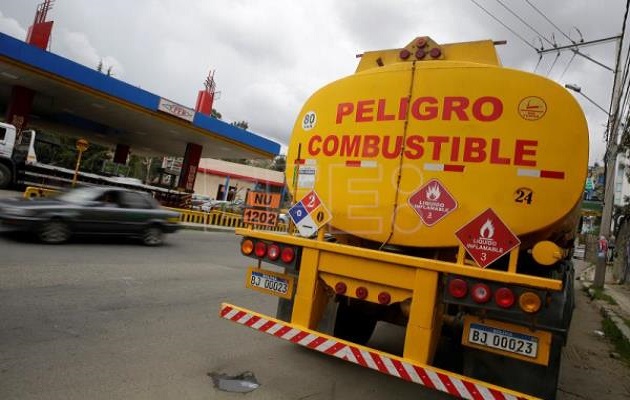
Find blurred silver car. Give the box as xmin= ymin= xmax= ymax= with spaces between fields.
xmin=0 ymin=186 xmax=180 ymax=245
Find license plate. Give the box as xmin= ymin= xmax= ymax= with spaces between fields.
xmin=467 ymin=322 xmax=538 ymax=358
xmin=245 ymin=267 xmax=294 ymax=299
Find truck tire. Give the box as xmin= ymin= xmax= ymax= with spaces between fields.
xmin=333 ymin=297 xmax=377 ymax=345
xmin=0 ymin=163 xmax=11 ymax=189
xmin=462 ymin=334 xmax=563 ymax=400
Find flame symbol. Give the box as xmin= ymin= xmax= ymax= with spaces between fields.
xmin=480 ymin=219 xmax=495 ymax=239
xmin=425 ymin=184 xmax=441 ymax=201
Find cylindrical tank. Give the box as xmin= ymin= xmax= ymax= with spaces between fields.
xmin=286 ymin=53 xmax=588 ymax=249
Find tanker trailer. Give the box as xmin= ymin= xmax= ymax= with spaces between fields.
xmin=221 ymin=36 xmax=588 ymax=400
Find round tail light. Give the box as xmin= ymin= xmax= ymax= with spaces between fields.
xmin=254 ymin=241 xmax=267 ymax=257
xmin=471 ymin=283 xmax=492 ymax=303
xmin=267 ymin=244 xmax=280 ymax=261
xmin=448 ymin=278 xmax=468 ymax=299
xmin=518 ymin=292 xmax=542 ymax=313
xmin=335 ymin=282 xmax=347 ymax=295
xmin=281 ymin=247 xmax=295 ymax=263
xmin=241 ymin=239 xmax=254 ymax=255
xmin=495 ymin=287 xmax=515 ymax=308
xmin=378 ymin=292 xmax=391 ymax=305
xmin=356 ymin=286 xmax=368 ymax=300
xmin=399 ymin=49 xmax=411 ymax=60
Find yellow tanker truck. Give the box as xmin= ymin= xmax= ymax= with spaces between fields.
xmin=221 ymin=36 xmax=588 ymax=400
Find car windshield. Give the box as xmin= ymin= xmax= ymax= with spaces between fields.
xmin=57 ymin=187 xmax=100 ymax=205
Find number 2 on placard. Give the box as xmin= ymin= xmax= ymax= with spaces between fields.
xmin=307 ymin=194 xmax=316 ymax=208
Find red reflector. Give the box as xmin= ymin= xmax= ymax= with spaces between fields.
xmin=335 ymin=282 xmax=347 ymax=295
xmin=471 ymin=283 xmax=492 ymax=303
xmin=267 ymin=244 xmax=280 ymax=261
xmin=415 ymin=49 xmax=426 ymax=59
xmin=254 ymin=241 xmax=267 ymax=257
xmin=281 ymin=247 xmax=295 ymax=263
xmin=430 ymin=47 xmax=442 ymax=58
xmin=448 ymin=278 xmax=468 ymax=298
xmin=378 ymin=292 xmax=391 ymax=305
xmin=399 ymin=49 xmax=411 ymax=60
xmin=356 ymin=286 xmax=368 ymax=300
xmin=495 ymin=287 xmax=515 ymax=308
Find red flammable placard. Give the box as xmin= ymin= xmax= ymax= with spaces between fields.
xmin=455 ymin=208 xmax=521 ymax=268
xmin=408 ymin=179 xmax=457 ymax=226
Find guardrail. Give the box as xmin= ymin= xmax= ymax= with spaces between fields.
xmin=22 ymin=186 xmax=287 ymax=232
xmin=168 ymin=207 xmax=288 ymax=232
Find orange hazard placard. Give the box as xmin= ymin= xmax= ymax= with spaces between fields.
xmin=246 ymin=192 xmax=281 ymax=209
xmin=242 ymin=208 xmax=279 ymax=227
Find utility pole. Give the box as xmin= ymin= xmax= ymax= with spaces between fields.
xmin=594 ymin=37 xmax=624 ymax=288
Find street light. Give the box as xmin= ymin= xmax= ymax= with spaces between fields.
xmin=564 ymin=84 xmax=610 ymax=116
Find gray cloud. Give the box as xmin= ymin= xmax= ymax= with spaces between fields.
xmin=0 ymin=0 xmax=626 ymax=163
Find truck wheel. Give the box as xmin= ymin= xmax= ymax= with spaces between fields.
xmin=142 ymin=225 xmax=164 ymax=246
xmin=333 ymin=297 xmax=377 ymax=345
xmin=462 ymin=334 xmax=563 ymax=400
xmin=0 ymin=163 xmax=11 ymax=189
xmin=38 ymin=219 xmax=70 ymax=244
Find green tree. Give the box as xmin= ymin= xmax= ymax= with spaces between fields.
xmin=211 ymin=109 xmax=222 ymax=119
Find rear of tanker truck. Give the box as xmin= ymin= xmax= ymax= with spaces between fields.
xmin=221 ymin=36 xmax=588 ymax=400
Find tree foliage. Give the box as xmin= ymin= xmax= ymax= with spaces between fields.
xmin=231 ymin=120 xmax=249 ymax=130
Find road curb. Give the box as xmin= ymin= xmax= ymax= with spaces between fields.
xmin=582 ymin=281 xmax=630 ymax=346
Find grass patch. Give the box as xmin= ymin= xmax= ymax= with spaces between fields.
xmin=602 ymin=316 xmax=630 ymax=363
xmin=591 ymin=287 xmax=618 ymax=305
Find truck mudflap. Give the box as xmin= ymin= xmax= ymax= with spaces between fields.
xmin=220 ymin=303 xmax=540 ymax=400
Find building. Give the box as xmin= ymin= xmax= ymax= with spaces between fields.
xmin=193 ymin=159 xmax=285 ymax=202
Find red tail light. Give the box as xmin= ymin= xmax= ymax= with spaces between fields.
xmin=448 ymin=278 xmax=468 ymax=298
xmin=267 ymin=244 xmax=280 ymax=261
xmin=471 ymin=283 xmax=492 ymax=303
xmin=495 ymin=287 xmax=515 ymax=308
xmin=356 ymin=286 xmax=368 ymax=300
xmin=378 ymin=292 xmax=391 ymax=305
xmin=254 ymin=241 xmax=267 ymax=257
xmin=281 ymin=247 xmax=295 ymax=263
xmin=335 ymin=282 xmax=347 ymax=295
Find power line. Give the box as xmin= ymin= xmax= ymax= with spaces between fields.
xmin=524 ymin=0 xmax=576 ymax=44
xmin=494 ymin=0 xmax=554 ymax=47
xmin=468 ymin=0 xmax=538 ymax=51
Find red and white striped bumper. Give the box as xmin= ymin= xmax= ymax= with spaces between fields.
xmin=220 ymin=303 xmax=539 ymax=400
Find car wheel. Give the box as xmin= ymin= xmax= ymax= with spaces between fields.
xmin=0 ymin=163 xmax=11 ymax=189
xmin=142 ymin=225 xmax=164 ymax=246
xmin=38 ymin=219 xmax=70 ymax=244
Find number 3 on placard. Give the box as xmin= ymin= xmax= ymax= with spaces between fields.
xmin=307 ymin=194 xmax=316 ymax=208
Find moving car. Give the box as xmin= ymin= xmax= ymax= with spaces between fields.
xmin=0 ymin=186 xmax=180 ymax=245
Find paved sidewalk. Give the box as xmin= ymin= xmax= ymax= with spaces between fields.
xmin=575 ymin=259 xmax=630 ymax=346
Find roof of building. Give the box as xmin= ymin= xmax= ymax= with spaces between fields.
xmin=0 ymin=32 xmax=280 ymax=159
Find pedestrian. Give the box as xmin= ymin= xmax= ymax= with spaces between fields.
xmin=608 ymin=235 xmax=616 ymax=263
xmin=598 ymin=235 xmax=608 ymax=259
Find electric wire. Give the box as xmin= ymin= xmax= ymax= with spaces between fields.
xmin=468 ymin=0 xmax=538 ymax=51
xmin=494 ymin=0 xmax=554 ymax=47
xmin=524 ymin=0 xmax=576 ymax=44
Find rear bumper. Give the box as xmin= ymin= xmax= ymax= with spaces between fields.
xmin=220 ymin=303 xmax=540 ymax=400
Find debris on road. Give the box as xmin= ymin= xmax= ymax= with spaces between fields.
xmin=208 ymin=371 xmax=260 ymax=393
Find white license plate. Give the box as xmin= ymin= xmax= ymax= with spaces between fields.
xmin=468 ymin=323 xmax=538 ymax=358
xmin=245 ymin=268 xmax=294 ymax=299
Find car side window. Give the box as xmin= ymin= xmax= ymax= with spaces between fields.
xmin=120 ymin=192 xmax=153 ymax=209
xmin=0 ymin=127 xmax=6 ymax=142
xmin=96 ymin=191 xmax=120 ymax=208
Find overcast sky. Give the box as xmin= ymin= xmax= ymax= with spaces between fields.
xmin=0 ymin=0 xmax=627 ymax=164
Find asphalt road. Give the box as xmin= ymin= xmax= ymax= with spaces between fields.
xmin=0 ymin=226 xmax=628 ymax=399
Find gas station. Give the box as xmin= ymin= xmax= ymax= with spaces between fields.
xmin=0 ymin=1 xmax=280 ymax=194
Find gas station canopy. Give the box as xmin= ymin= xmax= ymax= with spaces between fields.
xmin=0 ymin=32 xmax=281 ymax=160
